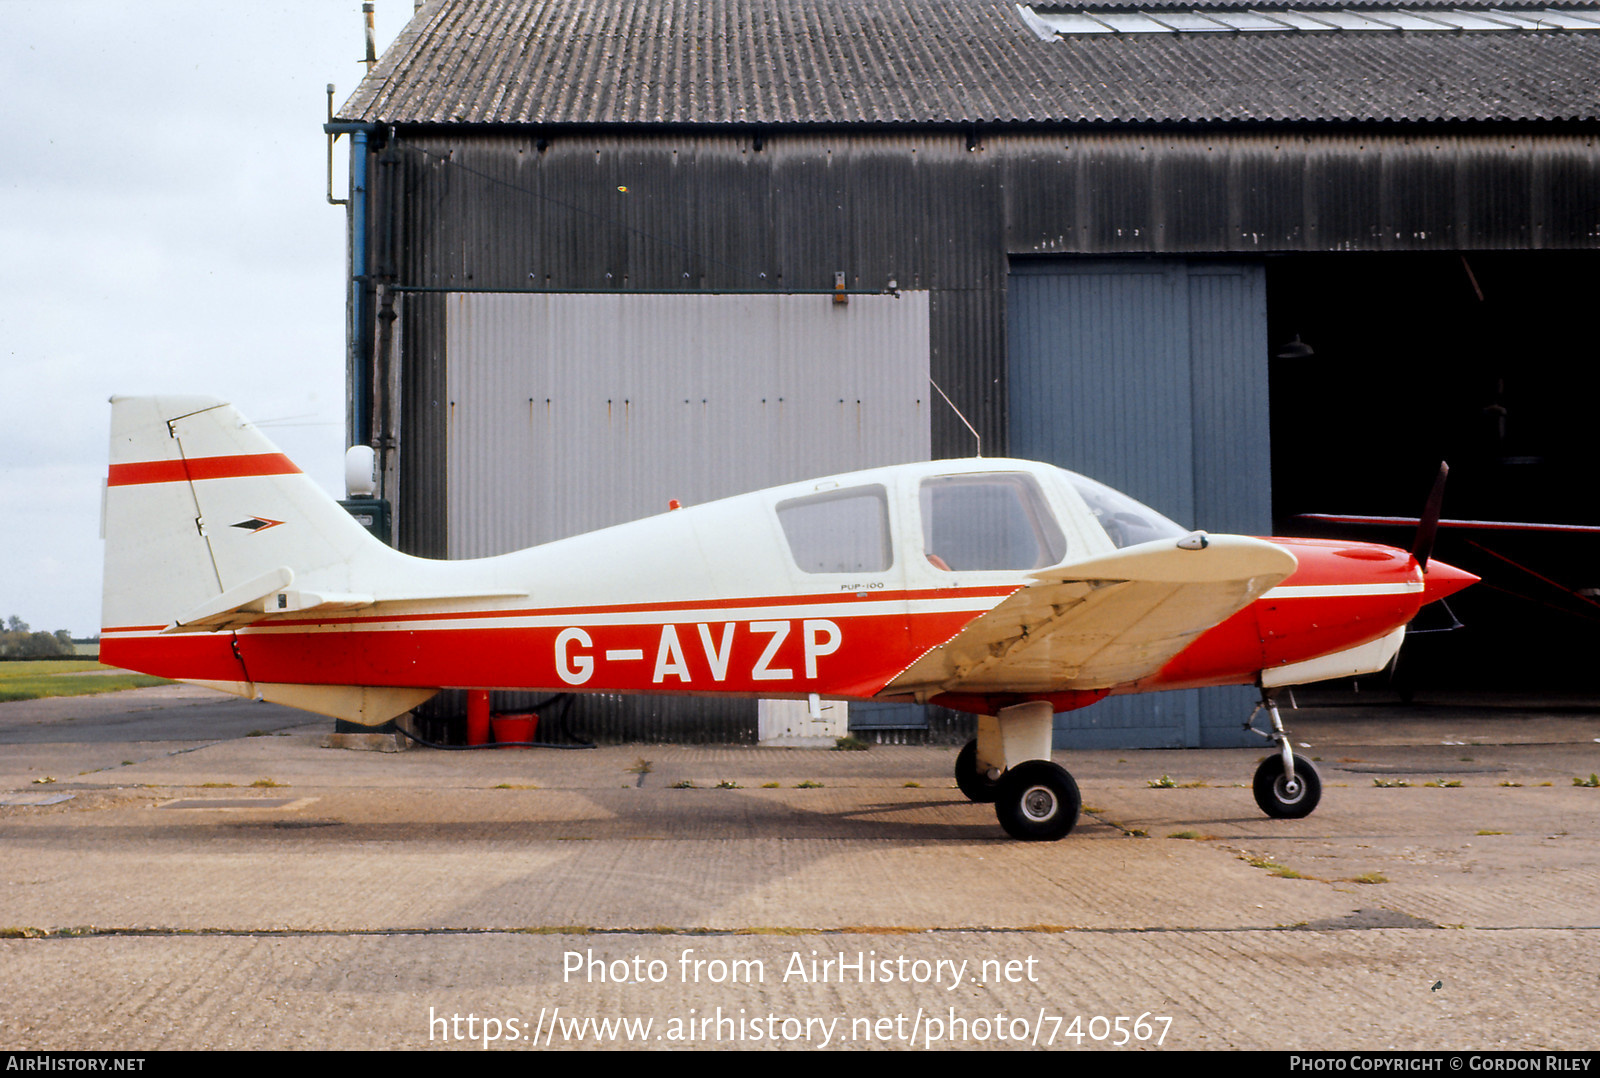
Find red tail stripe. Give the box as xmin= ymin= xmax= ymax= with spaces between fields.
xmin=107 ymin=453 xmax=301 ymax=487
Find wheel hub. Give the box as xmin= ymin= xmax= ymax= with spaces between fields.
xmin=1021 ymin=785 xmax=1058 ymax=822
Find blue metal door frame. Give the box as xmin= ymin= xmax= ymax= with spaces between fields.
xmin=1007 ymin=258 xmax=1270 ymax=748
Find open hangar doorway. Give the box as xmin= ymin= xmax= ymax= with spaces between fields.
xmin=1266 ymin=251 xmax=1600 ymax=693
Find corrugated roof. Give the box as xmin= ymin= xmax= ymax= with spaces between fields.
xmin=338 ymin=0 xmax=1600 ymax=125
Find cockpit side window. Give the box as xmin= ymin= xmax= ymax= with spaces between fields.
xmin=777 ymin=485 xmax=893 ymax=573
xmin=1066 ymin=474 xmax=1188 ymax=549
xmin=919 ymin=473 xmax=1067 ymax=572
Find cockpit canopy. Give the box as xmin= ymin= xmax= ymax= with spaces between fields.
xmin=772 ymin=460 xmax=1188 ymax=577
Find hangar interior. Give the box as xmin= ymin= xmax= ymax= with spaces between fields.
xmin=333 ymin=0 xmax=1600 ymax=746
xmin=1266 ymin=251 xmax=1600 ymax=690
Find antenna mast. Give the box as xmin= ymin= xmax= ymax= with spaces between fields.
xmin=929 ymin=378 xmax=982 ymax=457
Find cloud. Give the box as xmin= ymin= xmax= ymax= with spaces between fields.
xmin=1 ymin=0 xmax=413 ymax=636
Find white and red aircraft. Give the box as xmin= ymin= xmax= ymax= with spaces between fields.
xmin=101 ymin=396 xmax=1476 ymax=840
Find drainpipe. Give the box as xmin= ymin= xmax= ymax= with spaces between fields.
xmin=325 ymin=120 xmax=380 ymax=448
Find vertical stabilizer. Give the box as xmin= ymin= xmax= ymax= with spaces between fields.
xmin=101 ymin=396 xmax=433 ymax=724
xmin=103 ymin=396 xmax=394 ymax=631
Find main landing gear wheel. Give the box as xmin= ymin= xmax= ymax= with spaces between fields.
xmin=995 ymin=761 xmax=1081 ymax=841
xmin=1252 ymin=754 xmax=1322 ymax=819
xmin=954 ymin=739 xmax=1002 ymax=803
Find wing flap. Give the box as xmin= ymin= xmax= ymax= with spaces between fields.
xmin=887 ymin=534 xmax=1296 ymax=694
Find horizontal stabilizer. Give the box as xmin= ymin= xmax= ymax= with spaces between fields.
xmin=168 ymin=568 xmax=297 ymax=632
xmin=167 ymin=572 xmax=529 ymax=634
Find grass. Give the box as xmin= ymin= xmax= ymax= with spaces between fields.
xmin=1372 ymin=778 xmax=1412 ymax=788
xmin=1148 ymin=775 xmax=1208 ymax=789
xmin=0 ymin=660 xmax=169 ymax=702
xmin=795 ymin=780 xmax=824 ymax=788
xmin=1574 ymin=774 xmax=1600 ymax=788
xmin=1348 ymin=872 xmax=1388 ymax=885
xmin=1244 ymin=855 xmax=1302 ymax=878
xmin=832 ymin=736 xmax=868 ymax=751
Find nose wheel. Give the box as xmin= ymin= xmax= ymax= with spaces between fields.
xmin=1252 ymin=753 xmax=1321 ymax=818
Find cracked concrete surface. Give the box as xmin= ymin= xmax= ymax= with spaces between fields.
xmin=2 ymin=685 xmax=1597 ymax=1050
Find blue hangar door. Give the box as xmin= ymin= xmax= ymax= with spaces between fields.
xmin=1008 ymin=259 xmax=1270 ymax=749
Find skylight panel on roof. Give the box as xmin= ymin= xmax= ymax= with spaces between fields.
xmin=1203 ymin=10 xmax=1300 ymax=29
xmin=1489 ymin=6 xmax=1600 ymax=26
xmin=1425 ymin=9 xmax=1528 ymax=26
xmin=1246 ymin=10 xmax=1340 ymax=29
xmin=1143 ymin=10 xmax=1236 ymax=30
xmin=1359 ymin=11 xmax=1465 ymax=28
xmin=1091 ymin=10 xmax=1181 ymax=30
xmin=1018 ymin=4 xmax=1600 ymax=35
xmin=1315 ymin=10 xmax=1403 ymax=28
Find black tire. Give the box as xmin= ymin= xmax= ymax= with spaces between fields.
xmin=1252 ymin=754 xmax=1322 ymax=819
xmin=954 ymin=739 xmax=1002 ymax=803
xmin=995 ymin=761 xmax=1081 ymax=841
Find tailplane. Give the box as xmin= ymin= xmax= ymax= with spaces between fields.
xmin=101 ymin=396 xmax=435 ymax=723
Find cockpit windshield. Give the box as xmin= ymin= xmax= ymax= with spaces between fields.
xmin=1066 ymin=473 xmax=1188 ymax=549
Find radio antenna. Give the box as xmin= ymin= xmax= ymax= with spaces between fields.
xmin=929 ymin=377 xmax=981 ymax=457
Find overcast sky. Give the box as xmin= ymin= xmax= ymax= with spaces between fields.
xmin=2 ymin=1 xmax=416 ymax=637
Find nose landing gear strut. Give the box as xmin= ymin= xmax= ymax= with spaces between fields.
xmin=1246 ymin=690 xmax=1322 ymax=819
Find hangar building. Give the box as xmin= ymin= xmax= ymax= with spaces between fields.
xmin=332 ymin=0 xmax=1600 ymax=746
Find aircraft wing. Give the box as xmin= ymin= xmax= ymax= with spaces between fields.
xmin=886 ymin=534 xmax=1297 ymax=695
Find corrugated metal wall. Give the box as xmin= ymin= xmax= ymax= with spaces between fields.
xmin=432 ymin=290 xmax=930 ymax=738
xmin=378 ymin=131 xmax=1599 ymax=548
xmin=1007 ymin=259 xmax=1269 ymax=747
xmin=363 ymin=125 xmax=1598 ymax=741
xmin=442 ymin=291 xmax=931 ymax=555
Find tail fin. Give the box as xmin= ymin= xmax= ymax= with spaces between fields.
xmin=103 ymin=396 xmax=390 ymax=629
xmin=102 ymin=396 xmax=434 ymax=724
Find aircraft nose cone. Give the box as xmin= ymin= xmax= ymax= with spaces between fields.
xmin=1421 ymin=559 xmax=1477 ymax=605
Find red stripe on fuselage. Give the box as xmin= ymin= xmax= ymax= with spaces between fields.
xmin=107 ymin=453 xmax=301 ymax=487
xmin=100 ymin=605 xmax=989 ymax=699
xmin=253 ymin=586 xmax=1017 ymax=629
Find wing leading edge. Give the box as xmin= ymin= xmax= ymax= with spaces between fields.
xmin=885 ymin=534 xmax=1297 ymax=696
